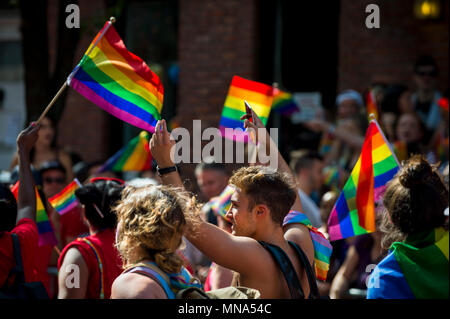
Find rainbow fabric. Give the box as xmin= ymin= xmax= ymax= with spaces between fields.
xmin=210 ymin=185 xmax=234 ymax=222
xmin=67 ymin=20 xmax=163 ymax=133
xmin=98 ymin=131 xmax=152 ymax=172
xmin=272 ymin=88 xmax=298 ymax=116
xmin=368 ymin=227 xmax=449 ymax=299
xmin=323 ymin=166 xmax=340 ymax=193
xmin=49 ymin=179 xmax=81 ymax=215
xmin=219 ymin=76 xmax=273 ymax=142
xmin=11 ymin=182 xmax=58 ymax=247
xmin=328 ymin=121 xmax=400 ymax=241
xmin=283 ymin=210 xmax=333 ymax=281
xmin=366 ymin=90 xmax=379 ymax=121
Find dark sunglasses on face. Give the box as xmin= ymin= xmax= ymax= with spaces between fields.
xmin=416 ymin=70 xmax=437 ymax=77
xmin=43 ymin=177 xmax=65 ymax=185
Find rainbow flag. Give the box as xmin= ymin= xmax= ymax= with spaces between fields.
xmin=98 ymin=131 xmax=152 ymax=172
xmin=368 ymin=227 xmax=448 ymax=299
xmin=272 ymin=87 xmax=298 ymax=116
xmin=283 ymin=210 xmax=333 ymax=281
xmin=67 ymin=20 xmax=163 ymax=133
xmin=366 ymin=90 xmax=379 ymax=121
xmin=49 ymin=179 xmax=82 ymax=215
xmin=328 ymin=120 xmax=400 ymax=241
xmin=219 ymin=76 xmax=273 ymax=142
xmin=210 ymin=185 xmax=234 ymax=222
xmin=11 ymin=182 xmax=58 ymax=247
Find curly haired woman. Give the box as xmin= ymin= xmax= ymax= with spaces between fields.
xmin=111 ymin=185 xmax=202 ymax=299
xmin=367 ymin=155 xmax=449 ymax=299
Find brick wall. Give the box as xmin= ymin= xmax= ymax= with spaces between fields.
xmin=54 ymin=0 xmax=111 ymax=163
xmin=176 ymin=0 xmax=259 ymax=189
xmin=338 ymin=0 xmax=449 ymax=94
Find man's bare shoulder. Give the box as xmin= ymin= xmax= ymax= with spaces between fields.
xmin=111 ymin=272 xmax=167 ymax=299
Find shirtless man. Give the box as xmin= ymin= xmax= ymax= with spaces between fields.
xmin=150 ymin=115 xmax=315 ymax=298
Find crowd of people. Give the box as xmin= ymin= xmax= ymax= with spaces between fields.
xmin=0 ymin=55 xmax=448 ymax=299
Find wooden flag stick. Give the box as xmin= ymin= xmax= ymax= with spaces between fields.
xmin=36 ymin=81 xmax=68 ymax=124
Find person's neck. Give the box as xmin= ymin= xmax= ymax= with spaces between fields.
xmin=254 ymin=224 xmax=288 ymax=250
xmin=35 ymin=143 xmax=51 ymax=153
xmin=297 ymin=178 xmax=312 ymax=196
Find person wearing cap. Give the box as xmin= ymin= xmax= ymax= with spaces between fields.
xmin=57 ymin=178 xmax=125 ymax=299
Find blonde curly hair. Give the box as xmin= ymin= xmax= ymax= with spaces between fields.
xmin=114 ymin=184 xmax=200 ymax=274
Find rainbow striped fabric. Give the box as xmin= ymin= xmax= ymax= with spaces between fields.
xmin=366 ymin=90 xmax=379 ymax=121
xmin=49 ymin=179 xmax=82 ymax=215
xmin=328 ymin=120 xmax=400 ymax=241
xmin=368 ymin=227 xmax=449 ymax=299
xmin=210 ymin=185 xmax=234 ymax=222
xmin=11 ymin=182 xmax=58 ymax=247
xmin=67 ymin=20 xmax=163 ymax=133
xmin=98 ymin=131 xmax=152 ymax=172
xmin=272 ymin=88 xmax=298 ymax=116
xmin=219 ymin=76 xmax=273 ymax=142
xmin=283 ymin=210 xmax=333 ymax=281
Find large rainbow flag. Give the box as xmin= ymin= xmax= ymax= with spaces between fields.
xmin=219 ymin=76 xmax=273 ymax=142
xmin=328 ymin=120 xmax=400 ymax=241
xmin=283 ymin=210 xmax=333 ymax=281
xmin=67 ymin=20 xmax=163 ymax=133
xmin=98 ymin=131 xmax=152 ymax=172
xmin=272 ymin=87 xmax=298 ymax=116
xmin=368 ymin=227 xmax=448 ymax=299
xmin=49 ymin=179 xmax=82 ymax=215
xmin=11 ymin=182 xmax=58 ymax=247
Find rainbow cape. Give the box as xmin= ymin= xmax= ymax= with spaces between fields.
xmin=49 ymin=179 xmax=82 ymax=215
xmin=272 ymin=87 xmax=298 ymax=116
xmin=328 ymin=120 xmax=400 ymax=241
xmin=210 ymin=185 xmax=234 ymax=222
xmin=67 ymin=20 xmax=163 ymax=133
xmin=366 ymin=90 xmax=379 ymax=121
xmin=219 ymin=76 xmax=273 ymax=142
xmin=11 ymin=182 xmax=58 ymax=247
xmin=368 ymin=227 xmax=449 ymax=299
xmin=283 ymin=210 xmax=333 ymax=281
xmin=98 ymin=131 xmax=152 ymax=172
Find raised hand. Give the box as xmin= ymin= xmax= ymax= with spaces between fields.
xmin=17 ymin=122 xmax=41 ymax=154
xmin=149 ymin=119 xmax=176 ymax=168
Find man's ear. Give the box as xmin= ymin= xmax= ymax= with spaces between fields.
xmin=255 ymin=204 xmax=269 ymax=218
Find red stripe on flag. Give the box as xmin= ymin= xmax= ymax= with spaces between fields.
xmin=230 ymin=76 xmax=274 ymax=96
xmin=356 ymin=123 xmax=376 ymax=231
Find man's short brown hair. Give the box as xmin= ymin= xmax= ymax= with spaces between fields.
xmin=229 ymin=166 xmax=297 ymax=225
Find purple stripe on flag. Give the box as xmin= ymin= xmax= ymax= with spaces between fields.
xmin=58 ymin=201 xmax=78 ymax=215
xmin=328 ymin=206 xmax=343 ymax=241
xmin=310 ymin=231 xmax=332 ymax=248
xmin=71 ymin=78 xmax=156 ymax=133
xmin=38 ymin=232 xmax=58 ymax=247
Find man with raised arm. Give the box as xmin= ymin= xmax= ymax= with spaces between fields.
xmin=150 ymin=116 xmax=316 ymax=299
xmin=0 ymin=123 xmax=42 ymax=288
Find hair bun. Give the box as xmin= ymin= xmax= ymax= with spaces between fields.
xmin=399 ymin=156 xmax=433 ymax=189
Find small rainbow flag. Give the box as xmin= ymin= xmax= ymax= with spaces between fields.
xmin=283 ymin=210 xmax=333 ymax=281
xmin=272 ymin=87 xmax=299 ymax=116
xmin=328 ymin=120 xmax=400 ymax=241
xmin=210 ymin=185 xmax=234 ymax=222
xmin=366 ymin=90 xmax=379 ymax=121
xmin=11 ymin=182 xmax=58 ymax=247
xmin=219 ymin=76 xmax=273 ymax=142
xmin=49 ymin=179 xmax=82 ymax=215
xmin=67 ymin=20 xmax=163 ymax=133
xmin=98 ymin=131 xmax=152 ymax=172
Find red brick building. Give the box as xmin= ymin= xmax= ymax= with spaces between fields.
xmin=5 ymin=0 xmax=447 ymax=182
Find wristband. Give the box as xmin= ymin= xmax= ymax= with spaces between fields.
xmin=156 ymin=165 xmax=177 ymax=177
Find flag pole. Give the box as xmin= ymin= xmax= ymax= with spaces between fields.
xmin=36 ymin=17 xmax=116 ymax=125
xmin=369 ymin=113 xmax=402 ymax=167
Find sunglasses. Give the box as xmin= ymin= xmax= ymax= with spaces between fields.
xmin=43 ymin=177 xmax=65 ymax=185
xmin=416 ymin=70 xmax=437 ymax=77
